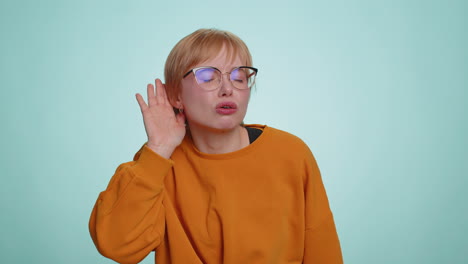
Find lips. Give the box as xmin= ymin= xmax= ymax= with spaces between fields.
xmin=216 ymin=102 xmax=238 ymax=115
xmin=216 ymin=102 xmax=237 ymax=109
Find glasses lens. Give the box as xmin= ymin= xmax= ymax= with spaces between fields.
xmin=194 ymin=68 xmax=220 ymax=90
xmin=231 ymin=67 xmax=256 ymax=89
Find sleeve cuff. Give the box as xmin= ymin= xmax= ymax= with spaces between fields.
xmin=131 ymin=145 xmax=174 ymax=189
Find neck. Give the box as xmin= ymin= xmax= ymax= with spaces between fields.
xmin=188 ymin=124 xmax=249 ymax=154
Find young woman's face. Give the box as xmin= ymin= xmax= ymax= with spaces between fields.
xmin=179 ymin=46 xmax=251 ymax=132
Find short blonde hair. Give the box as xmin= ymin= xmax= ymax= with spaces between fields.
xmin=164 ymin=28 xmax=253 ymax=102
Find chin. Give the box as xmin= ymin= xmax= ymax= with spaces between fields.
xmin=217 ymin=115 xmax=246 ymax=129
xmin=189 ymin=118 xmax=243 ymax=133
xmin=209 ymin=120 xmax=242 ymax=132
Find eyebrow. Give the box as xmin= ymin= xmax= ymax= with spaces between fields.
xmin=184 ymin=66 xmax=245 ymax=78
xmin=199 ymin=66 xmax=244 ymax=72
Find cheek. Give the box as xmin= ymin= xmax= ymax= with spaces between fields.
xmin=180 ymin=89 xmax=213 ymax=114
xmin=240 ymin=91 xmax=251 ymax=106
xmin=180 ymin=79 xmax=199 ymax=106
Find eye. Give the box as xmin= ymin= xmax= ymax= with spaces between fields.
xmin=195 ymin=68 xmax=218 ymax=83
xmin=231 ymin=68 xmax=247 ymax=83
xmin=201 ymin=78 xmax=214 ymax=83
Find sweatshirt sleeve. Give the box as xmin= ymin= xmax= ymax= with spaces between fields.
xmin=302 ymin=148 xmax=343 ymax=264
xmin=89 ymin=144 xmax=173 ymax=264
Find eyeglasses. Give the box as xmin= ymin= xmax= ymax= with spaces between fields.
xmin=183 ymin=66 xmax=258 ymax=91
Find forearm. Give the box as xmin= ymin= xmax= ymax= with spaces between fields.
xmin=303 ymin=214 xmax=343 ymax=264
xmin=89 ymin=145 xmax=173 ymax=263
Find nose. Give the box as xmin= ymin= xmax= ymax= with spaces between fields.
xmin=218 ymin=72 xmax=234 ymax=96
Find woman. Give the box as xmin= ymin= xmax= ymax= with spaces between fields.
xmin=89 ymin=28 xmax=343 ymax=264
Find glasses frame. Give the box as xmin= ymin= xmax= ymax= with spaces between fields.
xmin=183 ymin=66 xmax=258 ymax=91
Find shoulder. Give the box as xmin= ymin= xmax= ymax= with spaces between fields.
xmin=246 ymin=124 xmax=313 ymax=156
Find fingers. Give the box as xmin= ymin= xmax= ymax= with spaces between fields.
xmin=135 ymin=93 xmax=148 ymax=111
xmin=141 ymin=79 xmax=169 ymax=108
xmin=147 ymin=83 xmax=155 ymax=106
xmin=155 ymin=79 xmax=169 ymax=104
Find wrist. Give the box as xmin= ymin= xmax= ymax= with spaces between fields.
xmin=146 ymin=142 xmax=176 ymax=159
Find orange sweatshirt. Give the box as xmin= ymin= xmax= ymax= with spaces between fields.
xmin=89 ymin=125 xmax=343 ymax=264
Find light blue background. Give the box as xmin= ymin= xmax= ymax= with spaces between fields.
xmin=1 ymin=0 xmax=467 ymax=263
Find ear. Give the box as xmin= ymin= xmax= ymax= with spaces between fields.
xmin=170 ymin=94 xmax=183 ymax=109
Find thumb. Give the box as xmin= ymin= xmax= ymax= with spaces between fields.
xmin=176 ymin=112 xmax=186 ymax=126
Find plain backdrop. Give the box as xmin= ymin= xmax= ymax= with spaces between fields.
xmin=1 ymin=0 xmax=467 ymax=263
